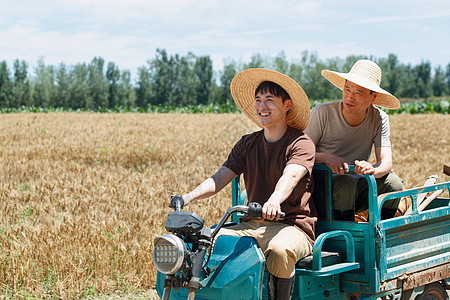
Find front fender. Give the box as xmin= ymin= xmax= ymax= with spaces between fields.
xmin=156 ymin=235 xmax=265 ymax=300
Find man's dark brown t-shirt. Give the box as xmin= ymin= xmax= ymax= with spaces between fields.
xmin=223 ymin=126 xmax=317 ymax=245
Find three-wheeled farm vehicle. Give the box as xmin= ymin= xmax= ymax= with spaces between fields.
xmin=153 ymin=164 xmax=450 ymax=299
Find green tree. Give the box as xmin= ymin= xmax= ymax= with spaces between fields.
xmin=194 ymin=55 xmax=213 ymax=104
xmin=135 ymin=66 xmax=152 ymax=108
xmin=414 ymin=61 xmax=432 ymax=98
xmin=1 ymin=52 xmax=447 ymax=108
xmin=287 ymin=63 xmax=304 ymax=90
xmin=69 ymin=63 xmax=89 ymax=109
xmin=446 ymin=63 xmax=450 ymax=95
xmin=397 ymin=64 xmax=417 ymax=98
xmin=12 ymin=60 xmax=31 ymax=107
xmin=273 ymin=51 xmax=289 ymax=74
xmin=378 ymin=54 xmax=401 ymax=97
xmin=0 ymin=61 xmax=13 ymax=107
xmin=33 ymin=58 xmax=55 ymax=107
xmin=172 ymin=53 xmax=197 ymax=106
xmin=118 ymin=70 xmax=135 ymax=108
xmin=106 ymin=62 xmax=121 ymax=108
xmin=297 ymin=51 xmax=327 ymax=100
xmin=321 ymin=57 xmax=344 ymax=100
xmin=431 ymin=66 xmax=447 ymax=97
xmin=244 ymin=53 xmax=266 ymax=69
xmin=218 ymin=59 xmax=238 ymax=104
xmin=54 ymin=63 xmax=70 ymax=108
xmin=87 ymin=57 xmax=109 ymax=109
xmin=149 ymin=49 xmax=174 ymax=105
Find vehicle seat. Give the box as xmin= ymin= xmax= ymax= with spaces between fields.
xmin=296 ymin=251 xmax=341 ymax=269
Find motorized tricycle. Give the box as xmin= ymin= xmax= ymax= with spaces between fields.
xmin=153 ymin=164 xmax=450 ymax=299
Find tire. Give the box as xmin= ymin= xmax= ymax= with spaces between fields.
xmin=415 ymin=282 xmax=448 ymax=300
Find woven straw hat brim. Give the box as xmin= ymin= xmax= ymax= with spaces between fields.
xmin=230 ymin=68 xmax=310 ymax=131
xmin=321 ymin=70 xmax=400 ymax=110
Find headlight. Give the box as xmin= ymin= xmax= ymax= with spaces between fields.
xmin=152 ymin=234 xmax=186 ymax=275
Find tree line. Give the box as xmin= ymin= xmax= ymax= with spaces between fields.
xmin=0 ymin=49 xmax=449 ymax=110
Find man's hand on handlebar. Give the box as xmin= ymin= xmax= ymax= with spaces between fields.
xmin=324 ymin=154 xmax=349 ymax=175
xmin=247 ymin=202 xmax=285 ymax=221
xmin=261 ymin=201 xmax=283 ymax=221
xmin=169 ymin=195 xmax=185 ymax=210
xmin=354 ymin=160 xmax=375 ymax=175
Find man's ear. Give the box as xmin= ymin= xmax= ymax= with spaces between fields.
xmin=285 ymin=99 xmax=292 ymax=112
xmin=371 ymin=92 xmax=378 ymax=104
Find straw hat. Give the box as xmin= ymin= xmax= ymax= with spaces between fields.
xmin=321 ymin=59 xmax=400 ymax=109
xmin=230 ymin=68 xmax=310 ymax=131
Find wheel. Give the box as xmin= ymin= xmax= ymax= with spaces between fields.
xmin=415 ymin=282 xmax=448 ymax=300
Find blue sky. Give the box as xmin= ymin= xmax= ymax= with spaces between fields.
xmin=1 ymin=0 xmax=449 ymax=78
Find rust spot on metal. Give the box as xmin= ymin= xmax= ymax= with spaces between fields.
xmin=401 ymin=264 xmax=450 ymax=290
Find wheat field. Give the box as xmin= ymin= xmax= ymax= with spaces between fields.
xmin=0 ymin=112 xmax=449 ymax=299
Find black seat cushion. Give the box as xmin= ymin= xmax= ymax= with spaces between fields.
xmin=296 ymin=251 xmax=342 ymax=270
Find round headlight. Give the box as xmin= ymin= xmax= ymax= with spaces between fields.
xmin=152 ymin=234 xmax=186 ymax=274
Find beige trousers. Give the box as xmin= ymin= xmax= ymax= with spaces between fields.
xmin=216 ymin=220 xmax=312 ymax=278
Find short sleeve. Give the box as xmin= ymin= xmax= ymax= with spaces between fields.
xmin=222 ymin=136 xmax=246 ymax=175
xmin=374 ymin=109 xmax=391 ymax=148
xmin=304 ymin=104 xmax=325 ymax=145
xmin=286 ymin=134 xmax=316 ymax=176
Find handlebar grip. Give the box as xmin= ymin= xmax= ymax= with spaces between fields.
xmin=169 ymin=195 xmax=184 ymax=211
xmin=247 ymin=202 xmax=263 ymax=218
xmin=247 ymin=202 xmax=285 ymax=219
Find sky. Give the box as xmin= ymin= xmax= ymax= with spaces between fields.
xmin=1 ymin=0 xmax=450 ymax=79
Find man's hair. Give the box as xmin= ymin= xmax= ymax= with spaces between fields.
xmin=255 ymin=81 xmax=291 ymax=102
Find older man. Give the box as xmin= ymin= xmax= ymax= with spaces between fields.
xmin=305 ymin=60 xmax=403 ymax=221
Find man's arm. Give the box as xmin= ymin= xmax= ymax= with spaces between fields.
xmin=315 ymin=152 xmax=350 ymax=174
xmin=262 ymin=164 xmax=308 ymax=221
xmin=355 ymin=146 xmax=392 ymax=178
xmin=182 ymin=166 xmax=237 ymax=205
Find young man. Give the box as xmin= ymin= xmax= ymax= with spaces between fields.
xmin=305 ymin=59 xmax=403 ymax=221
xmin=180 ymin=68 xmax=317 ymax=300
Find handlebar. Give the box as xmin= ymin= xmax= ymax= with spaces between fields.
xmin=168 ymin=196 xmax=286 ymax=239
xmin=169 ymin=197 xmax=285 ymax=220
xmin=247 ymin=202 xmax=286 ymax=219
xmin=211 ymin=202 xmax=285 ymax=240
xmin=169 ymin=195 xmax=184 ymax=211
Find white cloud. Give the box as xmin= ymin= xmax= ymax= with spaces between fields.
xmin=349 ymin=10 xmax=450 ymax=25
xmin=0 ymin=0 xmax=448 ymax=77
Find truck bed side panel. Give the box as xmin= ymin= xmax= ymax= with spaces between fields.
xmin=380 ymin=207 xmax=450 ymax=282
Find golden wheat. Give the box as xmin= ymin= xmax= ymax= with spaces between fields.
xmin=0 ymin=112 xmax=448 ymax=298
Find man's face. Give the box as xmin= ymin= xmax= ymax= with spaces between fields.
xmin=342 ymin=81 xmax=377 ymax=115
xmin=254 ymin=90 xmax=292 ymax=128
